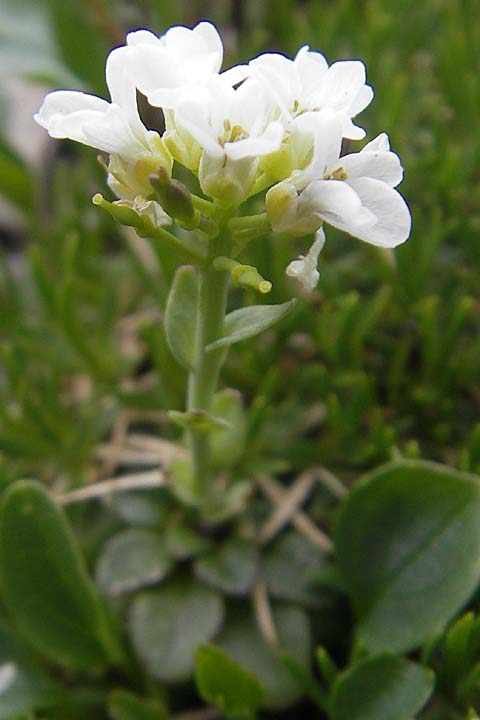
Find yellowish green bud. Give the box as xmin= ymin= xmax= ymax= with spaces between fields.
xmin=213 ymin=256 xmax=272 ymax=294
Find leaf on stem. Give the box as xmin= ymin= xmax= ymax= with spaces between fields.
xmin=164 ymin=265 xmax=198 ymax=370
xmin=206 ymin=300 xmax=296 ymax=352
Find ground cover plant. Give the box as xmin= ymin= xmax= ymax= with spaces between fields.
xmin=0 ymin=0 xmax=480 ymax=718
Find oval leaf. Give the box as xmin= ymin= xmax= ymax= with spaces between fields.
xmin=0 ymin=481 xmax=115 ymax=669
xmin=332 ymin=654 xmax=434 ymax=720
xmin=217 ymin=605 xmax=310 ymax=709
xmin=130 ymin=578 xmax=224 ymax=682
xmin=165 ymin=265 xmax=198 ymax=370
xmin=336 ymin=460 xmax=480 ymax=653
xmin=195 ymin=644 xmax=265 ymax=719
xmin=195 ymin=538 xmax=258 ymax=596
xmin=96 ymin=528 xmax=173 ymax=596
xmin=206 ymin=300 xmax=296 ymax=352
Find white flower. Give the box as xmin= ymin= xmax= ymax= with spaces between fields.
xmin=286 ymin=228 xmax=325 ymax=292
xmin=123 ymin=21 xmax=247 ymax=109
xmin=34 ymin=46 xmax=171 ymax=199
xmin=248 ymin=46 xmax=373 ymax=140
xmin=167 ymin=76 xmax=284 ymax=203
xmin=266 ymin=110 xmax=411 ymax=248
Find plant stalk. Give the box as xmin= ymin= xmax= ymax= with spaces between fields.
xmin=187 ymin=263 xmax=230 ymax=500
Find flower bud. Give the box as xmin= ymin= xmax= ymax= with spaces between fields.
xmin=92 ymin=193 xmax=170 ymax=236
xmin=213 ymin=257 xmax=272 ymax=294
xmin=149 ymin=169 xmax=200 ymax=229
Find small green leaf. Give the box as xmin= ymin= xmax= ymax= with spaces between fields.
xmin=168 ymin=409 xmax=230 ymax=432
xmin=130 ymin=578 xmax=224 ymax=682
xmin=108 ymin=489 xmax=172 ymax=528
xmin=195 ymin=644 xmax=265 ymax=719
xmin=169 ymin=457 xmax=201 ymax=507
xmin=218 ymin=605 xmax=311 ymax=709
xmin=336 ymin=460 xmax=480 ymax=653
xmin=206 ymin=300 xmax=296 ymax=352
xmin=165 ymin=524 xmax=212 ymax=560
xmin=262 ymin=531 xmax=326 ymax=607
xmin=164 ymin=265 xmax=198 ymax=370
xmin=108 ymin=689 xmax=169 ymax=720
xmin=211 ymin=389 xmax=247 ymax=469
xmin=331 ymin=654 xmax=434 ymax=720
xmin=96 ymin=528 xmax=173 ymax=596
xmin=195 ymin=538 xmax=258 ymax=596
xmin=0 ymin=481 xmax=118 ymax=669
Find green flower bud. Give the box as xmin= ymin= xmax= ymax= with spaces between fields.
xmin=149 ymin=169 xmax=200 ymax=229
xmin=213 ymin=257 xmax=272 ymax=294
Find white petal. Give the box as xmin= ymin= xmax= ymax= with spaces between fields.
xmin=348 ymin=84 xmax=374 ymax=116
xmin=81 ymin=104 xmax=148 ymax=155
xmin=127 ymin=45 xmax=175 ymax=98
xmin=34 ymin=90 xmax=109 ymax=142
xmin=339 ymin=145 xmax=404 ymax=187
xmin=291 ymin=110 xmax=343 ymax=187
xmin=225 ymin=122 xmax=284 ymax=160
xmin=340 ymin=118 xmax=367 ymax=140
xmin=315 ymin=60 xmax=367 ymax=109
xmin=173 ymin=101 xmax=223 ymax=158
xmin=362 ymin=133 xmax=390 ymax=153
xmin=126 ymin=29 xmax=159 ymax=46
xmin=105 ymin=47 xmax=140 ymax=124
xmin=34 ymin=90 xmax=107 ymax=132
xmin=300 ymin=179 xmax=376 ymax=230
xmin=346 ymin=177 xmax=412 ymax=247
xmin=221 ymin=64 xmax=249 ymax=86
xmin=286 ymin=227 xmax=325 ymax=291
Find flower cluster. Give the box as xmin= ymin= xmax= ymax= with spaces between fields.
xmin=35 ymin=21 xmax=411 ymax=290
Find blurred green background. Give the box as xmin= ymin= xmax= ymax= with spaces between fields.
xmin=0 ymin=0 xmax=479 ymax=488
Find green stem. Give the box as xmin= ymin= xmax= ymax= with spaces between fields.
xmin=187 ymin=263 xmax=230 ymax=499
xmin=228 ymin=212 xmax=271 ymax=233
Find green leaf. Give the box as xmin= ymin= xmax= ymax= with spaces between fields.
xmin=130 ymin=578 xmax=224 ymax=682
xmin=0 ymin=619 xmax=59 ymax=719
xmin=165 ymin=524 xmax=212 ymax=560
xmin=262 ymin=531 xmax=326 ymax=607
xmin=336 ymin=460 xmax=480 ymax=653
xmin=168 ymin=409 xmax=230 ymax=432
xmin=108 ymin=489 xmax=172 ymax=528
xmin=0 ymin=481 xmax=118 ymax=669
xmin=195 ymin=644 xmax=265 ymax=719
xmin=217 ymin=605 xmax=311 ymax=709
xmin=164 ymin=265 xmax=198 ymax=370
xmin=96 ymin=528 xmax=173 ymax=596
xmin=331 ymin=654 xmax=434 ymax=720
xmin=195 ymin=538 xmax=258 ymax=596
xmin=108 ymin=689 xmax=169 ymax=720
xmin=206 ymin=300 xmax=296 ymax=351
xmin=211 ymin=389 xmax=247 ymax=469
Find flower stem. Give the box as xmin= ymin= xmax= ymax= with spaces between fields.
xmin=187 ymin=262 xmax=230 ymax=500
